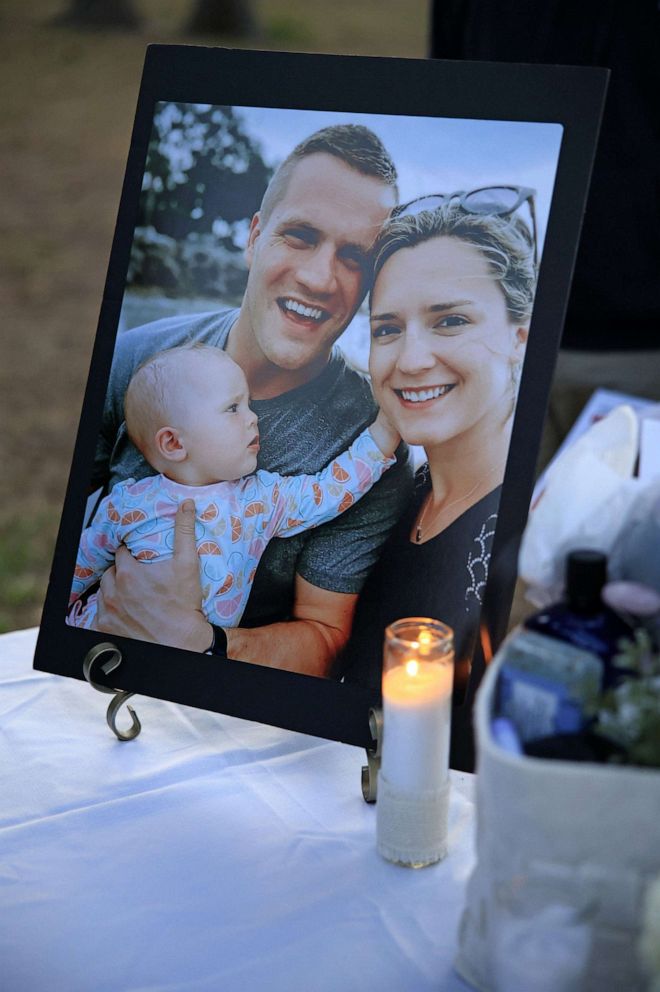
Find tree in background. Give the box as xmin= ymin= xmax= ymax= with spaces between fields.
xmin=53 ymin=1 xmax=257 ymax=35
xmin=129 ymin=103 xmax=273 ymax=299
xmin=186 ymin=0 xmax=257 ymax=36
xmin=140 ymin=103 xmax=272 ymax=242
xmin=53 ymin=0 xmax=142 ymax=29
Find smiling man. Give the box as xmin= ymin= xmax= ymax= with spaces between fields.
xmin=90 ymin=124 xmax=412 ymax=676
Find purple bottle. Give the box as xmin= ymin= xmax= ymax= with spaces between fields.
xmin=524 ymin=550 xmax=633 ymax=688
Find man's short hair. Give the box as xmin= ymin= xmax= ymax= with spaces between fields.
xmin=259 ymin=124 xmax=398 ymax=222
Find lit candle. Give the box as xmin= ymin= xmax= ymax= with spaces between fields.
xmin=382 ymin=655 xmax=453 ymax=793
xmin=377 ymin=618 xmax=454 ymax=867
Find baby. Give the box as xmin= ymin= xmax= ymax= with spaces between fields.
xmin=68 ymin=343 xmax=400 ymax=633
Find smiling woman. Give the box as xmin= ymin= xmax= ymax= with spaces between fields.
xmin=369 ymin=236 xmax=528 ymax=463
xmin=341 ymin=202 xmax=537 ymax=766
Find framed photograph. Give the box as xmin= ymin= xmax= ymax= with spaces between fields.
xmin=34 ymin=45 xmax=607 ymax=766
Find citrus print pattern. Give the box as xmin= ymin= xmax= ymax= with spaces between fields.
xmin=67 ymin=428 xmax=393 ymax=631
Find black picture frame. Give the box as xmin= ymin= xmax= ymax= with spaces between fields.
xmin=34 ymin=45 xmax=608 ymax=758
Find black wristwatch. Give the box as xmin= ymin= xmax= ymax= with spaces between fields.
xmin=206 ymin=624 xmax=228 ymax=658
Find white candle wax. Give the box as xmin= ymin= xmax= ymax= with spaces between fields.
xmin=381 ymin=660 xmax=452 ymax=794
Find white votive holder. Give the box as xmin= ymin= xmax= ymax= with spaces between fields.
xmin=376 ymin=617 xmax=454 ymax=868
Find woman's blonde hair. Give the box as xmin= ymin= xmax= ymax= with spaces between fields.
xmin=371 ymin=203 xmax=537 ymax=323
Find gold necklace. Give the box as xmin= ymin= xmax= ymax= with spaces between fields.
xmin=414 ymin=467 xmax=499 ymax=543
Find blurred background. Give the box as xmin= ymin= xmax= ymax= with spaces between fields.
xmin=0 ymin=0 xmax=428 ymax=632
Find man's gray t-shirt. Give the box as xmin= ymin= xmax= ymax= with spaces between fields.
xmin=94 ymin=308 xmax=413 ymax=627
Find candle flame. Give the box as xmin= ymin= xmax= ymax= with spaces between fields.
xmin=418 ymin=628 xmax=433 ymax=656
xmin=405 ymin=659 xmax=420 ymax=677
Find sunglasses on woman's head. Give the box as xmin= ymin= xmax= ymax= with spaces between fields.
xmin=393 ymin=186 xmax=538 ymax=267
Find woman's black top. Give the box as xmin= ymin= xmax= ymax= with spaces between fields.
xmin=341 ymin=466 xmax=502 ymax=769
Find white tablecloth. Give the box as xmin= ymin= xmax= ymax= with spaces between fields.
xmin=0 ymin=628 xmax=476 ymax=992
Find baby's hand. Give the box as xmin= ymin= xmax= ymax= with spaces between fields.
xmin=369 ymin=409 xmax=401 ymax=458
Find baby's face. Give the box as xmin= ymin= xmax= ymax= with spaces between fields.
xmin=176 ymin=354 xmax=260 ymax=483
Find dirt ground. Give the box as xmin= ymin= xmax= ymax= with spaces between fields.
xmin=0 ymin=0 xmax=428 ymax=631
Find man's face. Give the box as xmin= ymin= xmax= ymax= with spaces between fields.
xmin=240 ymin=152 xmax=396 ymax=378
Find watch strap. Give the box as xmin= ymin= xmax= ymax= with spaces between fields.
xmin=207 ymin=624 xmax=228 ymax=658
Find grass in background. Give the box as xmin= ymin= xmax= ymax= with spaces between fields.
xmin=0 ymin=511 xmax=60 ymax=633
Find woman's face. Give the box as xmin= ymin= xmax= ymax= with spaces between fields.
xmin=369 ymin=236 xmax=528 ymax=451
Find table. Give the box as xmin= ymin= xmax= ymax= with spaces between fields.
xmin=1 ymin=628 xmax=476 ymax=992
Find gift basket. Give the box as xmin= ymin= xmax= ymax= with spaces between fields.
xmin=455 ymin=403 xmax=660 ymax=992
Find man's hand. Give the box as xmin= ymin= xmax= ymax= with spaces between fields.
xmin=96 ymin=498 xmax=355 ymax=676
xmin=94 ymin=499 xmax=212 ymax=652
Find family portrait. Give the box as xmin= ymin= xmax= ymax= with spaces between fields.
xmin=65 ymin=99 xmax=562 ymax=699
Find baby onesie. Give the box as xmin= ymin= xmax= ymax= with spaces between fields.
xmin=68 ymin=427 xmax=394 ymax=629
